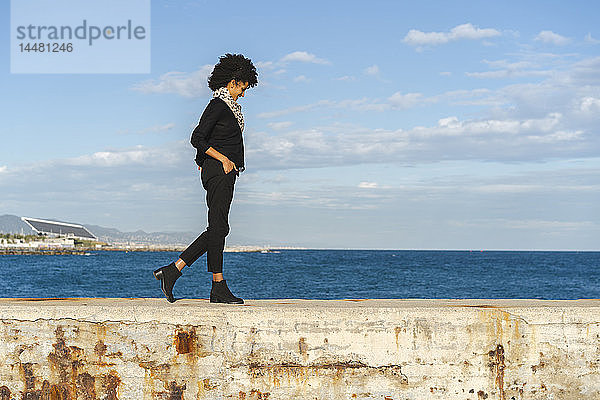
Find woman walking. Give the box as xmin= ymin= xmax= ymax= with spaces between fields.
xmin=154 ymin=53 xmax=258 ymax=304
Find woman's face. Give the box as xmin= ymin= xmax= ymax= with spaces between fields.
xmin=227 ymin=80 xmax=249 ymax=101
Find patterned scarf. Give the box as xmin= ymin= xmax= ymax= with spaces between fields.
xmin=213 ymin=86 xmax=244 ymax=133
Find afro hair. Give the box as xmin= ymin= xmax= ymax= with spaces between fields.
xmin=208 ymin=53 xmax=258 ymax=91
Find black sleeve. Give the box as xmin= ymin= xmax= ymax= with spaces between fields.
xmin=190 ymin=99 xmax=223 ymax=154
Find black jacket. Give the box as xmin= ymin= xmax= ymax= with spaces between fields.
xmin=190 ymin=97 xmax=245 ymax=171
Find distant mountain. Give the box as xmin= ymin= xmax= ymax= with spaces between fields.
xmin=84 ymin=224 xmax=197 ymax=245
xmin=0 ymin=214 xmax=195 ymax=245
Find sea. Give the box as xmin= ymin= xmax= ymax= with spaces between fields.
xmin=0 ymin=250 xmax=599 ymax=300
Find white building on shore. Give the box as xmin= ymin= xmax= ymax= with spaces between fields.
xmin=0 ymin=236 xmax=75 ymax=249
xmin=21 ymin=217 xmax=97 ymax=241
xmin=0 ymin=217 xmax=97 ymax=250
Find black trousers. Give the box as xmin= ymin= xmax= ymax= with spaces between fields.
xmin=179 ymin=158 xmax=237 ymax=273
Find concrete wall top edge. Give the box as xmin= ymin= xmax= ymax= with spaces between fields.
xmin=1 ymin=298 xmax=599 ymax=326
xmin=1 ymin=297 xmax=600 ymax=307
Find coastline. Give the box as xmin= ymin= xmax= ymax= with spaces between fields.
xmin=0 ymin=245 xmax=298 ymax=255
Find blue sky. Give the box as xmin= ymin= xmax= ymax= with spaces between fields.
xmin=1 ymin=0 xmax=599 ymax=249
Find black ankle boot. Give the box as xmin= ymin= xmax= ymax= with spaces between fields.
xmin=210 ymin=280 xmax=244 ymax=304
xmin=153 ymin=262 xmax=182 ymax=303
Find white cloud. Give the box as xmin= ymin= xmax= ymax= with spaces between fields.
xmin=249 ymin=51 xmax=332 ymax=88
xmin=449 ymin=23 xmax=501 ymax=40
xmin=255 ymin=60 xmax=274 ymax=70
xmin=118 ymin=123 xmax=176 ymax=135
xmin=0 ymin=166 xmax=7 ymax=174
xmin=258 ymin=94 xmax=424 ymax=118
xmin=245 ymin=111 xmax=593 ymax=170
xmin=257 ymin=100 xmax=332 ymax=118
xmin=267 ymin=121 xmax=293 ymax=130
xmin=484 ymin=56 xmax=600 ymax=118
xmin=568 ymin=56 xmax=600 ymax=85
xmin=440 ymin=71 xmax=452 ymax=76
xmin=251 ymin=51 xmax=330 ymax=89
xmin=147 ymin=123 xmax=176 ymax=133
xmin=585 ymin=33 xmax=600 ymax=44
xmin=257 ymin=51 xmax=330 ymax=74
xmin=535 ymin=30 xmax=570 ymax=45
xmin=437 ymin=116 xmax=460 ymax=128
xmin=238 ymin=186 xmax=381 ymax=210
xmin=280 ymin=51 xmax=330 ymax=65
xmin=466 ymin=59 xmax=553 ymax=79
xmin=364 ymin=65 xmax=380 ymax=75
xmin=293 ymin=75 xmax=310 ymax=83
xmin=466 ymin=69 xmax=552 ymax=79
xmin=69 ymin=149 xmax=153 ymax=167
xmin=336 ymin=75 xmax=356 ymax=81
xmin=388 ymin=92 xmax=425 ymax=109
xmin=484 ymin=60 xmax=530 ymax=69
xmin=336 ymin=98 xmax=389 ymax=112
xmin=445 ymin=113 xmax=563 ymax=135
xmin=403 ymin=23 xmax=501 ymax=46
xmin=64 ymin=143 xmax=187 ymax=168
xmin=358 ymin=182 xmax=378 ymax=189
xmin=131 ymin=65 xmax=213 ymax=98
xmin=580 ymin=97 xmax=600 ymax=113
xmin=436 ymin=88 xmax=496 ymax=106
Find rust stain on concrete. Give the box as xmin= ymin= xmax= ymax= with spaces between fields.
xmin=50 ymin=382 xmax=69 ymax=400
xmin=140 ymin=361 xmax=171 ymax=382
xmin=19 ymin=378 xmax=69 ymax=400
xmin=429 ymin=386 xmax=446 ymax=393
xmin=153 ymin=381 xmax=186 ymax=400
xmin=167 ymin=381 xmax=186 ymax=400
xmin=100 ymin=370 xmax=120 ymax=400
xmin=531 ymin=352 xmax=546 ymax=373
xmin=20 ymin=362 xmax=36 ymax=392
xmin=394 ymin=326 xmax=403 ymax=349
xmin=76 ymin=372 xmax=96 ymax=400
xmin=94 ymin=340 xmax=107 ymax=359
xmin=488 ymin=344 xmax=505 ymax=400
xmin=202 ymin=378 xmax=217 ymax=390
xmin=20 ymin=361 xmax=71 ymax=400
xmin=298 ymin=337 xmax=308 ymax=360
xmin=47 ymin=325 xmax=80 ymax=396
xmin=174 ymin=329 xmax=196 ymax=355
xmin=246 ymin=360 xmax=408 ymax=387
xmin=238 ymin=388 xmax=270 ymax=399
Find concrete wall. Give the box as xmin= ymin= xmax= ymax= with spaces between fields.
xmin=0 ymin=298 xmax=599 ymax=399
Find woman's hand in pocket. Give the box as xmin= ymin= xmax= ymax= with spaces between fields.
xmin=221 ymin=158 xmax=238 ymax=174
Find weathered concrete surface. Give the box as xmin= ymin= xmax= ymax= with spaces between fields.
xmin=1 ymin=298 xmax=599 ymax=400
